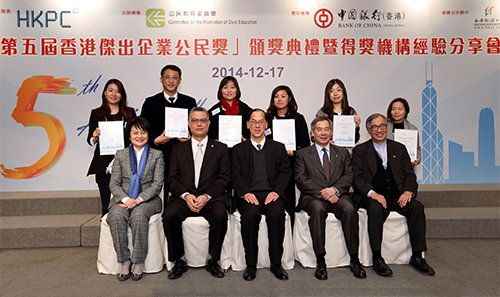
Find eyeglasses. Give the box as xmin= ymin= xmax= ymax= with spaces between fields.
xmin=189 ymin=118 xmax=209 ymax=124
xmin=369 ymin=124 xmax=388 ymax=132
xmin=248 ymin=120 xmax=266 ymax=126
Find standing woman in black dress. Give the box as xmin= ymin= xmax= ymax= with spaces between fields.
xmin=207 ymin=76 xmax=252 ymax=141
xmin=87 ymin=79 xmax=136 ymax=215
xmin=316 ymin=79 xmax=361 ymax=144
xmin=266 ymin=85 xmax=310 ymax=224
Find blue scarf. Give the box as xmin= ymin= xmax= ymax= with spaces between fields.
xmin=128 ymin=144 xmax=150 ymax=199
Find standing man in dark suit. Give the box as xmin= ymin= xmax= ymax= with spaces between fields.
xmin=140 ymin=65 xmax=197 ymax=193
xmin=164 ymin=107 xmax=230 ymax=280
xmin=231 ymin=109 xmax=291 ymax=281
xmin=295 ymin=116 xmax=366 ymax=280
xmin=352 ymin=113 xmax=435 ymax=277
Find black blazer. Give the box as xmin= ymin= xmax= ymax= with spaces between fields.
xmin=168 ymin=138 xmax=231 ymax=204
xmin=351 ymin=138 xmax=418 ymax=207
xmin=86 ymin=106 xmax=136 ymax=183
xmin=140 ymin=92 xmax=197 ymax=167
xmin=207 ymin=101 xmax=252 ymax=141
xmin=266 ymin=111 xmax=310 ymax=154
xmin=231 ymin=139 xmax=291 ymax=200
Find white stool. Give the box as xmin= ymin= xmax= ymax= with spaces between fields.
xmin=97 ymin=212 xmax=166 ymax=274
xmin=230 ymin=211 xmax=294 ymax=271
xmin=359 ymin=209 xmax=413 ymax=265
xmin=293 ymin=210 xmax=371 ymax=268
xmin=164 ymin=216 xmax=232 ymax=270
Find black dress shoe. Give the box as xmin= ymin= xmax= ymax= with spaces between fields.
xmin=131 ymin=273 xmax=142 ymax=281
xmin=373 ymin=257 xmax=393 ymax=277
xmin=117 ymin=272 xmax=130 ymax=281
xmin=409 ymin=256 xmax=435 ymax=276
xmin=349 ymin=260 xmax=367 ymax=279
xmin=314 ymin=264 xmax=328 ymax=280
xmin=243 ymin=265 xmax=256 ymax=281
xmin=206 ymin=258 xmax=225 ymax=278
xmin=270 ymin=265 xmax=289 ymax=280
xmin=168 ymin=259 xmax=188 ymax=280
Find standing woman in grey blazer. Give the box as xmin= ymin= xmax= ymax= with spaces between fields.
xmin=107 ymin=117 xmax=164 ymax=281
xmin=386 ymin=97 xmax=421 ymax=166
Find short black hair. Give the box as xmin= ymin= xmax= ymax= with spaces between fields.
xmin=127 ymin=116 xmax=151 ymax=136
xmin=160 ymin=65 xmax=182 ymax=78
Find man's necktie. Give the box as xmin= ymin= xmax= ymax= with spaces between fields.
xmin=168 ymin=97 xmax=175 ymax=104
xmin=322 ymin=147 xmax=330 ymax=177
xmin=194 ymin=143 xmax=203 ymax=188
xmin=257 ymin=144 xmax=261 ymax=151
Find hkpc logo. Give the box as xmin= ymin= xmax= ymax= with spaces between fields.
xmin=314 ymin=8 xmax=334 ymax=28
xmin=146 ymin=8 xmax=165 ymax=28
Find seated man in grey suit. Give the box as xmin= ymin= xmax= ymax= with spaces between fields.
xmin=352 ymin=113 xmax=435 ymax=277
xmin=164 ymin=107 xmax=230 ymax=279
xmin=231 ymin=108 xmax=291 ymax=281
xmin=107 ymin=116 xmax=164 ymax=282
xmin=295 ymin=116 xmax=366 ymax=280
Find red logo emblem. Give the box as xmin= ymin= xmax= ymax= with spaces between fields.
xmin=314 ymin=8 xmax=333 ymax=28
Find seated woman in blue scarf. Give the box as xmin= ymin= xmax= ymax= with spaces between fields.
xmin=107 ymin=116 xmax=164 ymax=281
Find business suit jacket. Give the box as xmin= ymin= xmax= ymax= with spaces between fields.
xmin=86 ymin=106 xmax=136 ymax=183
xmin=140 ymin=91 xmax=197 ymax=153
xmin=231 ymin=139 xmax=291 ymax=200
xmin=295 ymin=144 xmax=353 ymax=210
xmin=109 ymin=147 xmax=164 ymax=207
xmin=168 ymin=138 xmax=231 ymax=204
xmin=352 ymin=139 xmax=417 ymax=207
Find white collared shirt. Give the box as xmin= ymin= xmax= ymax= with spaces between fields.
xmin=191 ymin=136 xmax=208 ymax=158
xmin=163 ymin=91 xmax=178 ymax=103
xmin=372 ymin=141 xmax=388 ymax=169
xmin=367 ymin=140 xmax=388 ymax=198
xmin=251 ymin=137 xmax=266 ymax=151
xmin=134 ymin=146 xmax=145 ymax=171
xmin=315 ymin=143 xmax=331 ymax=167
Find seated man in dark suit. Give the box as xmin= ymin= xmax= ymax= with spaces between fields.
xmin=164 ymin=107 xmax=230 ymax=279
xmin=231 ymin=109 xmax=291 ymax=281
xmin=352 ymin=113 xmax=435 ymax=277
xmin=295 ymin=116 xmax=366 ymax=280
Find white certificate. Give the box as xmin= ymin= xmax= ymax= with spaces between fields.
xmin=272 ymin=119 xmax=296 ymax=151
xmin=333 ymin=115 xmax=355 ymax=147
xmin=219 ymin=115 xmax=242 ymax=147
xmin=165 ymin=107 xmax=189 ymax=138
xmin=98 ymin=121 xmax=124 ymax=156
xmin=394 ymin=129 xmax=418 ymax=162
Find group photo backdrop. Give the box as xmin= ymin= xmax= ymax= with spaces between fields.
xmin=1 ymin=0 xmax=499 ymax=191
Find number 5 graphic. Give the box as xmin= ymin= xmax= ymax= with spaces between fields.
xmin=1 ymin=76 xmax=76 ymax=179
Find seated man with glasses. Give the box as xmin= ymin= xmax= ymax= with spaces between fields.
xmin=231 ymin=108 xmax=291 ymax=281
xmin=352 ymin=113 xmax=435 ymax=277
xmin=164 ymin=107 xmax=231 ymax=279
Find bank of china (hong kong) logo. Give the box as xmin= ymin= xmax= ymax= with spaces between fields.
xmin=146 ymin=8 xmax=165 ymax=28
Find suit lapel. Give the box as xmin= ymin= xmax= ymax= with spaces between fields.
xmin=387 ymin=140 xmax=398 ymax=174
xmin=328 ymin=145 xmax=340 ymax=182
xmin=308 ymin=145 xmax=327 ymax=179
xmin=184 ymin=139 xmax=196 ymax=188
xmin=366 ymin=141 xmax=377 ymax=177
xmin=198 ymin=138 xmax=213 ymax=187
